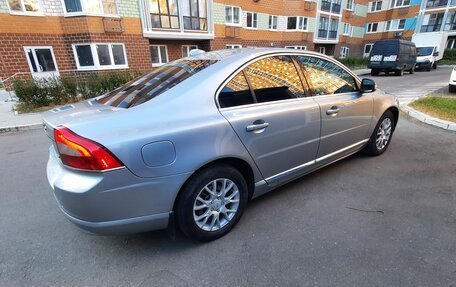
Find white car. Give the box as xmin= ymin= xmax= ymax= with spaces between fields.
xmin=449 ymin=67 xmax=456 ymax=93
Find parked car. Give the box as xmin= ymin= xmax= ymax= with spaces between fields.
xmin=43 ymin=48 xmax=399 ymax=241
xmin=368 ymin=39 xmax=417 ymax=76
xmin=449 ymin=67 xmax=456 ymax=93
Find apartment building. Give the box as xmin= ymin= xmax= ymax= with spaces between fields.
xmin=0 ymin=0 xmax=452 ymax=82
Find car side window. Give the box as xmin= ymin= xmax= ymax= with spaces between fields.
xmin=219 ymin=71 xmax=254 ymax=108
xmin=296 ymin=56 xmax=358 ymax=96
xmin=243 ymin=55 xmax=305 ymax=103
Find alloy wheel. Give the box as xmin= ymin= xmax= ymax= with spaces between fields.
xmin=376 ymin=118 xmax=392 ymax=150
xmin=193 ymin=178 xmax=240 ymax=232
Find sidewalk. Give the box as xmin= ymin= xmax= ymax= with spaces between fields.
xmin=0 ymin=90 xmax=42 ymax=133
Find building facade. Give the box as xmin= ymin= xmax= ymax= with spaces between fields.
xmin=0 ymin=0 xmax=453 ymax=82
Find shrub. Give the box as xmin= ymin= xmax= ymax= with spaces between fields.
xmin=443 ymin=48 xmax=456 ymax=61
xmin=336 ymin=57 xmax=369 ymax=69
xmin=12 ymin=78 xmax=49 ymax=106
xmin=60 ymin=76 xmax=78 ymax=101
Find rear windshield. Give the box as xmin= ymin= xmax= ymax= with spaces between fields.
xmin=97 ymin=59 xmax=218 ymax=108
xmin=371 ymin=42 xmax=397 ymax=55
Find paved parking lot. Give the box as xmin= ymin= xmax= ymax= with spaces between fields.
xmin=1 ymin=74 xmax=456 ymax=286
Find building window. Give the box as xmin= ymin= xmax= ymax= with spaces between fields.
xmin=444 ymin=11 xmax=456 ymax=31
xmin=287 ymin=16 xmax=308 ymax=31
xmin=346 ymin=0 xmax=354 ymax=10
xmin=386 ymin=19 xmax=406 ymax=31
xmin=149 ymin=0 xmax=179 ymax=29
xmin=319 ymin=47 xmax=326 ymax=54
xmin=182 ymin=45 xmax=198 ymax=57
xmin=181 ymin=0 xmax=207 ymax=30
xmin=269 ymin=15 xmax=278 ymax=30
xmin=225 ymin=6 xmax=241 ymax=25
xmin=226 ymin=44 xmax=242 ymax=49
xmin=8 ymin=0 xmax=41 ymax=13
xmin=63 ymin=0 xmax=118 ymax=15
xmin=366 ymin=22 xmax=379 ymax=33
xmin=246 ymin=12 xmax=258 ymax=28
xmin=370 ymin=1 xmax=382 ymax=11
xmin=73 ymin=43 xmax=127 ymax=70
xmin=340 ymin=47 xmax=349 ymax=58
xmin=447 ymin=38 xmax=456 ymax=49
xmin=364 ymin=44 xmax=373 ymax=57
xmin=390 ymin=0 xmax=410 ymax=8
xmin=24 ymin=46 xmax=58 ymax=76
xmin=285 ymin=46 xmax=307 ymax=50
xmin=150 ymin=45 xmax=168 ymax=66
xmin=343 ymin=23 xmax=351 ymax=35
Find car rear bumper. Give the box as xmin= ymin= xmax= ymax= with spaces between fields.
xmin=47 ymin=146 xmax=191 ymax=235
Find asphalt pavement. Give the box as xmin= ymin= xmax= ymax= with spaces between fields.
xmin=1 ymin=110 xmax=456 ymax=285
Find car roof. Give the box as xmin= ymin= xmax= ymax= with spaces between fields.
xmin=186 ymin=47 xmax=330 ymax=62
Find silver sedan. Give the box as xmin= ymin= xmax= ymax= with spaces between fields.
xmin=43 ymin=48 xmax=398 ymax=241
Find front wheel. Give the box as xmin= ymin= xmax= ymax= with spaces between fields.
xmin=175 ymin=165 xmax=248 ymax=241
xmin=395 ymin=69 xmax=404 ymax=76
xmin=362 ymin=111 xmax=395 ymax=156
xmin=409 ymin=67 xmax=415 ymax=74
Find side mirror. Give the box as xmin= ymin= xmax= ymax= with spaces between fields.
xmin=433 ymin=51 xmax=439 ymax=57
xmin=360 ymin=78 xmax=376 ymax=93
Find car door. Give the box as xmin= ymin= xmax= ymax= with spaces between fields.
xmin=296 ymin=55 xmax=373 ymax=162
xmin=218 ymin=55 xmax=321 ymax=185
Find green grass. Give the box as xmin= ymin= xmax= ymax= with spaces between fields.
xmin=410 ymin=96 xmax=456 ymax=122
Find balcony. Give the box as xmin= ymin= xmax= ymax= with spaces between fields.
xmin=139 ymin=0 xmax=214 ymax=40
xmin=318 ymin=29 xmax=338 ymax=39
xmin=321 ymin=1 xmax=331 ymax=11
xmin=328 ymin=30 xmax=338 ymax=39
xmin=318 ymin=29 xmax=328 ymax=38
xmin=426 ymin=0 xmax=448 ymax=8
xmin=331 ymin=3 xmax=341 ymax=13
xmin=420 ymin=24 xmax=442 ymax=32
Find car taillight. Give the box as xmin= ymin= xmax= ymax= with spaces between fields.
xmin=54 ymin=126 xmax=124 ymax=171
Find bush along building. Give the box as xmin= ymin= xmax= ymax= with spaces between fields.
xmin=0 ymin=0 xmax=455 ymax=84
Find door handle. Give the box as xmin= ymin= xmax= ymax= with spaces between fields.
xmin=246 ymin=122 xmax=269 ymax=132
xmin=326 ymin=106 xmax=339 ymax=115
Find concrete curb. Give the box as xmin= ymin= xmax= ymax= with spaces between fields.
xmin=401 ymin=105 xmax=456 ymax=132
xmin=0 ymin=123 xmax=42 ymax=134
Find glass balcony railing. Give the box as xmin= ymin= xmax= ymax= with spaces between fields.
xmin=321 ymin=1 xmax=331 ymax=11
xmin=420 ymin=24 xmax=442 ymax=32
xmin=426 ymin=0 xmax=448 ymax=8
xmin=318 ymin=29 xmax=328 ymax=38
xmin=331 ymin=3 xmax=341 ymax=13
xmin=328 ymin=30 xmax=338 ymax=39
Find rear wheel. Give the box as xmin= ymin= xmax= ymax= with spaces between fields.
xmin=362 ymin=111 xmax=395 ymax=156
xmin=409 ymin=67 xmax=415 ymax=74
xmin=175 ymin=165 xmax=248 ymax=241
xmin=371 ymin=69 xmax=379 ymax=76
xmin=449 ymin=84 xmax=456 ymax=93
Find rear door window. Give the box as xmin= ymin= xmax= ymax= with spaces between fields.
xmin=243 ymin=55 xmax=305 ymax=102
xmin=98 ymin=59 xmax=218 ymax=108
xmin=219 ymin=71 xmax=254 ymax=108
xmin=296 ymin=56 xmax=358 ymax=95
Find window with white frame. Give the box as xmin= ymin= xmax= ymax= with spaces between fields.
xmin=319 ymin=47 xmax=326 ymax=54
xmin=225 ymin=6 xmax=241 ymax=25
xmin=343 ymin=23 xmax=351 ymax=35
xmin=285 ymin=46 xmax=307 ymax=50
xmin=366 ymin=22 xmax=379 ymax=33
xmin=7 ymin=0 xmax=41 ymax=13
xmin=390 ymin=0 xmax=409 ymax=8
xmin=386 ymin=19 xmax=406 ymax=31
xmin=269 ymin=15 xmax=278 ymax=30
xmin=226 ymin=44 xmax=242 ymax=49
xmin=73 ymin=43 xmax=127 ymax=70
xmin=150 ymin=45 xmax=168 ymax=66
xmin=63 ymin=0 xmax=117 ymax=15
xmin=246 ymin=12 xmax=258 ymax=28
xmin=182 ymin=45 xmax=198 ymax=57
xmin=287 ymin=16 xmax=308 ymax=31
xmin=346 ymin=0 xmax=354 ymax=10
xmin=340 ymin=47 xmax=349 ymax=58
xmin=364 ymin=44 xmax=373 ymax=57
xmin=370 ymin=0 xmax=382 ymax=12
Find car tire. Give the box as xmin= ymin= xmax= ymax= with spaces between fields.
xmin=362 ymin=111 xmax=395 ymax=156
xmin=449 ymin=84 xmax=456 ymax=93
xmin=371 ymin=69 xmax=379 ymax=76
xmin=395 ymin=69 xmax=404 ymax=76
xmin=175 ymin=164 xmax=248 ymax=241
xmin=409 ymin=67 xmax=415 ymax=74
xmin=426 ymin=65 xmax=431 ymax=72
xmin=432 ymin=62 xmax=437 ymax=69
